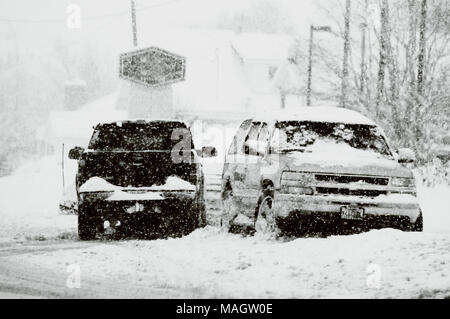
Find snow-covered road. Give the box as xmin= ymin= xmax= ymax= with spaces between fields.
xmin=0 ymin=156 xmax=450 ymax=298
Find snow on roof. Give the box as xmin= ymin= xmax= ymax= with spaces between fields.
xmin=120 ymin=28 xmax=253 ymax=113
xmin=65 ymin=79 xmax=87 ymax=87
xmin=231 ymin=33 xmax=293 ymax=62
xmin=97 ymin=118 xmax=189 ymax=127
xmin=46 ymin=93 xmax=127 ymax=141
xmin=272 ymin=61 xmax=303 ymax=93
xmin=120 ymin=28 xmax=234 ymax=60
xmin=254 ymin=106 xmax=377 ymax=126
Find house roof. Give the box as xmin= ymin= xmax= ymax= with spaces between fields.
xmin=230 ymin=32 xmax=293 ymax=62
xmin=272 ymin=61 xmax=303 ymax=93
xmin=45 ymin=93 xmax=127 ymax=141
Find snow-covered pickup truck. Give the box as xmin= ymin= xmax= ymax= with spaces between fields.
xmin=221 ymin=107 xmax=423 ymax=237
xmin=69 ymin=120 xmax=217 ymax=240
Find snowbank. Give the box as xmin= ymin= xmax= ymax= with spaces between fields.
xmin=1 ymin=227 xmax=449 ymax=298
xmin=417 ymin=184 xmax=450 ymax=233
xmin=0 ymin=155 xmax=77 ymax=242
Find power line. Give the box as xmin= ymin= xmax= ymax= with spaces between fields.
xmin=0 ymin=0 xmax=183 ymax=24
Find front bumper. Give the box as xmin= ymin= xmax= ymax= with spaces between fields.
xmin=273 ymin=193 xmax=421 ymax=223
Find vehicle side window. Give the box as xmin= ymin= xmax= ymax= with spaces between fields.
xmin=228 ymin=119 xmax=252 ymax=155
xmin=257 ymin=123 xmax=270 ymax=156
xmin=244 ymin=122 xmax=262 ymax=155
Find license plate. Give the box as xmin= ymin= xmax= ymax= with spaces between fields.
xmin=341 ymin=206 xmax=364 ymax=220
xmin=126 ymin=202 xmax=145 ymax=214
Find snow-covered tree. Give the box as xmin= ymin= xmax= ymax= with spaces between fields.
xmin=289 ymin=0 xmax=450 ymax=164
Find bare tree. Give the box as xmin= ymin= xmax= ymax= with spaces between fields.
xmin=341 ymin=0 xmax=351 ymax=107
xmin=291 ymin=0 xmax=450 ymax=163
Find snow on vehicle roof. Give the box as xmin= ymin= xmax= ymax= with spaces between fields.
xmin=95 ymin=119 xmax=189 ymax=127
xmin=254 ymin=106 xmax=376 ymax=126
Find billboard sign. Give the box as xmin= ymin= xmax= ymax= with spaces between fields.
xmin=119 ymin=47 xmax=186 ymax=87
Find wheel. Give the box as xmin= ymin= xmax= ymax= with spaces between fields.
xmin=78 ymin=205 xmax=97 ymax=240
xmin=221 ymin=188 xmax=238 ymax=231
xmin=255 ymin=194 xmax=279 ymax=237
xmin=197 ymin=201 xmax=207 ymax=228
xmin=197 ymin=175 xmax=207 ymax=228
xmin=411 ymin=211 xmax=423 ymax=232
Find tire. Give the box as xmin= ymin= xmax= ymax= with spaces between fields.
xmin=254 ymin=187 xmax=279 ymax=237
xmin=197 ymin=175 xmax=207 ymax=228
xmin=197 ymin=201 xmax=207 ymax=228
xmin=221 ymin=188 xmax=238 ymax=231
xmin=411 ymin=211 xmax=423 ymax=232
xmin=78 ymin=205 xmax=97 ymax=240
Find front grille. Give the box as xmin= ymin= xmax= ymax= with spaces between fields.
xmin=281 ymin=171 xmax=391 ymax=198
xmin=314 ymin=174 xmax=389 ymax=186
xmin=314 ymin=173 xmax=389 ymax=198
xmin=315 ymin=187 xmax=387 ymax=197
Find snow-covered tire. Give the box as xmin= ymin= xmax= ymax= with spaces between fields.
xmin=78 ymin=206 xmax=97 ymax=240
xmin=197 ymin=201 xmax=207 ymax=228
xmin=411 ymin=211 xmax=423 ymax=232
xmin=255 ymin=194 xmax=279 ymax=237
xmin=221 ymin=188 xmax=238 ymax=231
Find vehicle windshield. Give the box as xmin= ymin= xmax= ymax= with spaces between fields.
xmin=88 ymin=121 xmax=193 ymax=151
xmin=273 ymin=121 xmax=392 ymax=157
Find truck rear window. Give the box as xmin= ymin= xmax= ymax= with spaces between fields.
xmin=88 ymin=121 xmax=193 ymax=151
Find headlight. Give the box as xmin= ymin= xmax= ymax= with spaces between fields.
xmin=281 ymin=172 xmax=314 ymax=185
xmin=391 ymin=177 xmax=415 ymax=188
xmin=281 ymin=171 xmax=314 ymax=194
xmin=281 ymin=186 xmax=314 ymax=195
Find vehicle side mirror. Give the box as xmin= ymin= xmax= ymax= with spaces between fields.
xmin=434 ymin=135 xmax=450 ymax=163
xmin=68 ymin=146 xmax=84 ymax=160
xmin=397 ymin=148 xmax=415 ymax=163
xmin=246 ymin=140 xmax=267 ymax=156
xmin=198 ymin=146 xmax=217 ymax=158
xmin=434 ymin=147 xmax=450 ymax=163
xmin=268 ymin=145 xmax=280 ymax=155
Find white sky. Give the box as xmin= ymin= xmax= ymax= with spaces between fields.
xmin=0 ymin=0 xmax=329 ymax=51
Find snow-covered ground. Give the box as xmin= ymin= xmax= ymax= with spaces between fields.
xmin=0 ymin=156 xmax=449 ymax=298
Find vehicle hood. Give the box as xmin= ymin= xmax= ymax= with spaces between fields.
xmin=281 ymin=147 xmax=413 ymax=178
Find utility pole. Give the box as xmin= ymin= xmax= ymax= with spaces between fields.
xmin=306 ymin=25 xmax=314 ymax=106
xmin=360 ymin=23 xmax=367 ymax=94
xmin=417 ymin=0 xmax=427 ymax=96
xmin=131 ymin=0 xmax=138 ymax=47
xmin=306 ymin=25 xmax=332 ymax=106
xmin=341 ymin=0 xmax=351 ymax=108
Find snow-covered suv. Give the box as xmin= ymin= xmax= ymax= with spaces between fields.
xmin=69 ymin=120 xmax=217 ymax=240
xmin=221 ymin=107 xmax=423 ymax=236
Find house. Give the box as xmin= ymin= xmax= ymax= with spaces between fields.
xmin=38 ymin=28 xmax=303 ymax=158
xmin=38 ymin=93 xmax=126 ymax=154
